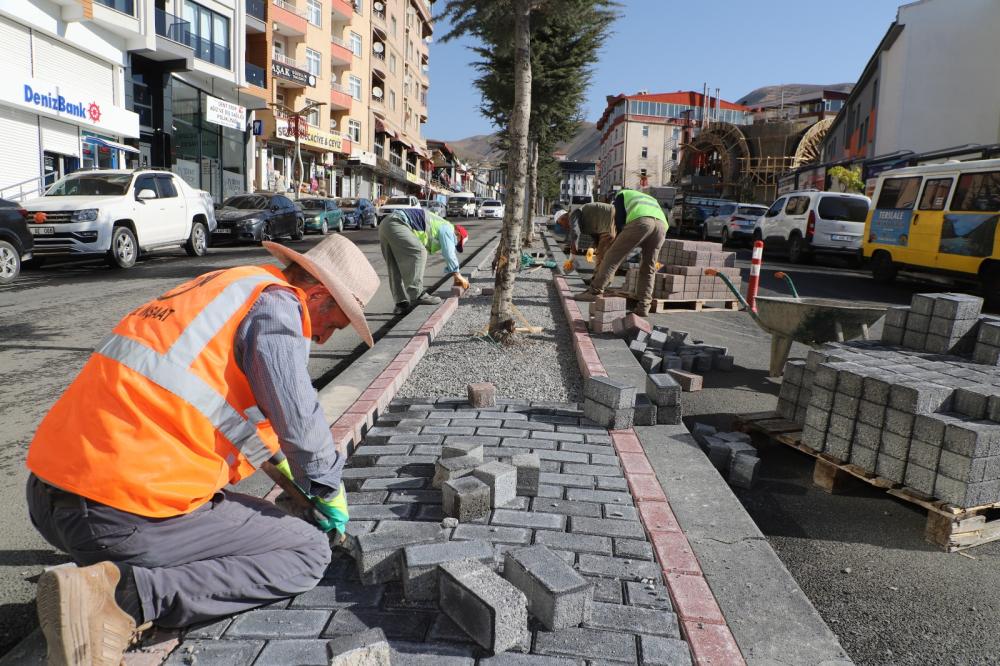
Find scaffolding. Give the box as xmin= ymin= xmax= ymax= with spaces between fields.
xmin=737 ymin=155 xmax=798 ymax=204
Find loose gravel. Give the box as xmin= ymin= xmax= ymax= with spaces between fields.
xmin=398 ymin=268 xmax=582 ymax=402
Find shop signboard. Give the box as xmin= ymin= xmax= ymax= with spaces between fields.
xmin=205 ymin=96 xmax=246 ymax=131
xmin=869 ymin=208 xmax=913 ymax=247
xmin=275 ymin=118 xmax=343 ymax=153
xmin=271 ymin=62 xmax=316 ymax=88
xmin=1 ymin=75 xmax=139 ymax=137
xmin=349 ymin=150 xmax=377 ymax=166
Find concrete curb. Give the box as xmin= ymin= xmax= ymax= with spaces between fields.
xmin=552 ymin=274 xmax=746 ymax=665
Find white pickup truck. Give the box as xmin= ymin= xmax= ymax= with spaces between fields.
xmin=22 ymin=169 xmax=216 ymax=269
xmin=377 ymin=195 xmax=421 ymax=221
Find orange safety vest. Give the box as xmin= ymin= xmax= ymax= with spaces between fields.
xmin=27 ymin=265 xmax=311 ymax=518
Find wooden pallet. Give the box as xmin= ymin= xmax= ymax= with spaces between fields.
xmin=648 ymin=298 xmax=740 ymax=313
xmin=734 ymin=411 xmax=1000 ymax=552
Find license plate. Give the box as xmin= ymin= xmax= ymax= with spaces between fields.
xmin=29 ymin=226 xmax=54 ymax=235
xmin=214 ymin=228 xmax=232 ymax=234
xmin=830 ymin=234 xmax=856 ymax=242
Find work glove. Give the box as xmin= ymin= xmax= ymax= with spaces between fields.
xmin=311 ymin=483 xmax=349 ymax=535
xmin=585 ymin=248 xmax=595 ymax=263
xmin=453 ymin=274 xmax=470 ymax=290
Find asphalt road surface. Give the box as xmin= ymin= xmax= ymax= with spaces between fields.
xmin=0 ymin=217 xmax=499 ymax=656
xmin=648 ymin=248 xmax=1000 ymax=666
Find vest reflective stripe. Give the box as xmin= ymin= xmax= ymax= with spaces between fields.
xmin=94 ymin=334 xmax=272 ymax=467
xmin=621 ymin=190 xmax=668 ymax=227
xmin=167 ymin=274 xmax=275 ymax=368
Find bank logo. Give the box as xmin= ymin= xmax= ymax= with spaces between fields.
xmin=23 ymin=84 xmax=103 ymax=125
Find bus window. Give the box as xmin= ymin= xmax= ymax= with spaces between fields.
xmin=876 ymin=177 xmax=921 ymax=209
xmin=918 ymin=178 xmax=953 ymax=211
xmin=952 ymin=171 xmax=1000 ymax=212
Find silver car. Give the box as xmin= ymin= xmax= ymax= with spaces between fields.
xmin=703 ymin=203 xmax=768 ymax=246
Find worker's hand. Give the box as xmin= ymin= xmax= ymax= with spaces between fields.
xmin=585 ymin=248 xmax=595 ymax=263
xmin=311 ymin=483 xmax=349 ymax=534
xmin=453 ymin=273 xmax=470 ymax=290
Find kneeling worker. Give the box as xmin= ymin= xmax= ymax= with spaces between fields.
xmin=26 ymin=234 xmax=378 ymax=664
xmin=573 ymin=189 xmax=668 ymax=316
xmin=570 ymin=200 xmax=617 ymax=266
xmin=379 ymin=207 xmax=470 ymax=315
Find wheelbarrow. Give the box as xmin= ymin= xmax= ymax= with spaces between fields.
xmin=705 ymin=269 xmax=888 ymax=377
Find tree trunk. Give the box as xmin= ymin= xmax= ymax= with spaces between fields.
xmin=488 ymin=0 xmax=532 ymax=340
xmin=522 ymin=140 xmax=539 ymax=247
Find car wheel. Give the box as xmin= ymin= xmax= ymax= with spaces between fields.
xmin=184 ymin=221 xmax=208 ymax=257
xmin=292 ymin=217 xmax=305 ymax=241
xmin=320 ymin=220 xmax=329 ymax=235
xmin=720 ymin=228 xmax=730 ymax=247
xmin=106 ymin=226 xmax=138 ymax=269
xmin=0 ymin=240 xmax=20 ymax=285
xmin=870 ymin=251 xmax=897 ymax=284
xmin=337 ymin=219 xmax=343 ymax=233
xmin=787 ymin=234 xmax=807 ymax=264
xmin=260 ymin=221 xmax=274 ymax=244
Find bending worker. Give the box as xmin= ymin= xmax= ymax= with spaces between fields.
xmin=570 ymin=200 xmax=617 ymax=266
xmin=25 ymin=234 xmax=378 ymax=665
xmin=573 ymin=189 xmax=668 ymax=316
xmin=379 ymin=207 xmax=470 ymax=315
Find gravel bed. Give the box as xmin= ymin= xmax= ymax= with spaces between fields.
xmin=398 ymin=268 xmax=582 ymax=402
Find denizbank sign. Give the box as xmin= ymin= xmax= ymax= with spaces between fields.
xmin=0 ymin=76 xmax=140 ymax=138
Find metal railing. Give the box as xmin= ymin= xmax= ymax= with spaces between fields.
xmin=154 ymin=8 xmax=192 ymax=45
xmin=272 ymin=51 xmax=303 ymax=69
xmin=246 ymin=62 xmax=267 ymax=88
xmin=188 ymin=33 xmax=231 ymax=68
xmin=273 ymin=0 xmax=306 ymax=17
xmin=1 ymin=172 xmax=58 ymax=202
xmin=94 ymin=0 xmax=135 ymax=15
xmin=246 ymin=0 xmax=266 ymax=20
xmin=373 ymin=8 xmax=386 ymax=22
xmin=331 ymin=35 xmax=351 ymax=50
xmin=331 ymin=81 xmax=350 ymax=94
xmin=371 ymin=92 xmax=384 ymax=105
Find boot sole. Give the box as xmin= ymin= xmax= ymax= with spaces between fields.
xmin=37 ymin=568 xmax=88 ymax=666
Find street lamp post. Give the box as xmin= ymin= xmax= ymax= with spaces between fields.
xmin=269 ymin=100 xmax=327 ymax=200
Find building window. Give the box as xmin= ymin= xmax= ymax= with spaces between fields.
xmin=390 ymin=90 xmax=396 ymax=110
xmin=354 ymin=0 xmax=363 ymax=15
xmin=305 ymin=48 xmax=321 ymax=77
xmin=348 ymin=119 xmax=362 ymax=142
xmin=182 ymin=2 xmax=231 ymax=68
xmin=391 ymin=15 xmax=397 ymax=35
xmin=306 ymin=0 xmax=322 ymax=26
xmin=305 ymin=99 xmax=320 ymax=126
xmin=641 ymin=125 xmax=648 ymax=137
xmin=348 ymin=75 xmax=362 ymax=100
xmin=641 ymin=147 xmax=648 ymax=158
xmin=350 ymin=32 xmax=362 ymax=57
xmin=389 ymin=54 xmax=396 ymax=74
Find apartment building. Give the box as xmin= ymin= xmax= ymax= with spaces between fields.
xmin=595 ymin=91 xmax=752 ymax=197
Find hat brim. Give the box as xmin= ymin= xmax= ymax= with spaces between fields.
xmin=262 ymin=241 xmax=375 ymax=347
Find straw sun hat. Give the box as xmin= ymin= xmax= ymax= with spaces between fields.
xmin=264 ymin=235 xmax=380 ymax=347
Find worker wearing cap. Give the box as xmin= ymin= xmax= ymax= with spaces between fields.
xmin=573 ymin=189 xmax=668 ymax=316
xmin=570 ymin=202 xmax=617 ymax=267
xmin=379 ymin=207 xmax=470 ymax=315
xmin=25 ymin=234 xmax=379 ymax=665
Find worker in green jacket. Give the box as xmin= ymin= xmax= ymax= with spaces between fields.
xmin=573 ymin=189 xmax=668 ymax=316
xmin=379 ymin=208 xmax=470 ymax=315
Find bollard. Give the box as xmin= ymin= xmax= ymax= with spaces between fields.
xmin=747 ymin=240 xmax=764 ymax=313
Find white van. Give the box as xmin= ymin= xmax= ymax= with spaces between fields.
xmin=753 ymin=190 xmax=871 ymax=264
xmin=446 ymin=192 xmax=477 ymax=218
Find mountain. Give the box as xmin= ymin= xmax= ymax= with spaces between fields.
xmin=736 ymin=83 xmax=854 ymax=107
xmin=446 ymin=122 xmax=601 ymax=165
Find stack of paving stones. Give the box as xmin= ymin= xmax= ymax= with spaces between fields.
xmin=781 ymin=291 xmax=1000 ymax=509
xmin=691 ymin=423 xmax=761 ymax=489
xmin=589 ymin=296 xmax=628 ymax=334
xmin=171 ymin=398 xmax=694 ymax=664
xmin=618 ymin=319 xmax=734 ymax=394
xmin=638 ymin=239 xmax=741 ymax=302
xmin=583 ymin=375 xmax=636 ymax=430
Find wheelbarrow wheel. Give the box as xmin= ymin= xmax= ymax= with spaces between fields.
xmin=870 ymin=251 xmax=898 ymax=284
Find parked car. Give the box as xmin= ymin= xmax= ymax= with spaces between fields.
xmin=446 ymin=193 xmax=477 ymax=218
xmin=0 ymin=199 xmax=32 ymax=284
xmin=378 ymin=195 xmax=420 ymax=220
xmin=754 ymin=190 xmax=872 ymax=264
xmin=421 ymin=200 xmax=447 ymax=217
xmin=213 ymin=193 xmax=304 ymax=243
xmin=478 ymin=199 xmax=505 ymax=219
xmin=21 ymin=169 xmax=215 ymax=269
xmin=298 ymin=197 xmax=344 ymax=234
xmin=703 ymin=203 xmax=768 ymax=246
xmin=339 ymin=198 xmax=377 ymax=228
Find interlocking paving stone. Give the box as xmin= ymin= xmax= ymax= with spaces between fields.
xmin=321 ymin=608 xmax=435 ymax=641
xmin=289 ymin=579 xmax=384 ymax=609
xmin=532 ymin=430 xmax=585 ymax=442
xmin=163 ymin=639 xmax=264 ymax=665
xmin=535 ymin=626 xmax=638 ymax=662
xmin=505 ymin=437 xmax=559 ymax=451
xmin=530 ymin=498 xmax=602 ymax=517
xmin=603 ymin=504 xmax=639 ymax=520
xmin=587 ymin=575 xmax=624 ymax=603
xmin=640 ymin=635 xmax=694 ymax=666
xmin=584 ymin=602 xmax=681 ymax=638
xmin=537 ymin=484 xmax=564 ymax=498
xmin=349 ymin=503 xmax=417 ymax=520
xmin=451 ymin=524 xmax=534 ymax=545
xmin=252 ymin=639 xmax=329 ymax=666
xmin=388 ymin=489 xmax=443 ymax=503
xmin=596 ymin=476 xmax=629 ymax=491
xmin=479 ymin=654 xmax=582 ymax=665
xmin=613 ymin=538 xmax=655 ymax=561
xmin=388 ymin=640 xmax=477 ymax=664
xmin=576 ymin=554 xmax=661 ymax=580
xmin=539 ymin=472 xmax=596 ymax=488
xmin=559 ymin=442 xmax=615 ymax=456
xmin=535 ymin=449 xmax=589 ymax=462
xmin=562 ymin=463 xmax=625 ymax=478
xmin=534 ymin=530 xmax=613 ymax=555
xmin=183 ymin=617 xmax=232 ymax=639
xmin=491 ymin=508 xmax=567 ymax=530
xmin=566 ymin=488 xmax=633 ymax=505
xmin=346 ymin=490 xmax=390 ymax=504
xmin=625 ymin=581 xmax=673 ymax=610
xmin=360 ymin=477 xmax=427 ymax=490
xmin=224 ymin=609 xmax=330 ymax=638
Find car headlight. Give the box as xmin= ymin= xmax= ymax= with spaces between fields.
xmin=72 ymin=209 xmax=99 ymax=222
xmin=239 ymin=217 xmax=262 ymax=228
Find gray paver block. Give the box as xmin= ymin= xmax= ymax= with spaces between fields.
xmin=656 ymin=404 xmax=682 ymax=426
xmin=932 ymin=292 xmax=983 ymax=320
xmin=438 ymin=559 xmax=529 ymax=653
xmin=954 ymin=385 xmax=997 ymax=419
xmin=613 ymin=538 xmax=654 ymax=561
xmin=849 ymin=445 xmax=878 ymax=472
xmin=402 ymin=539 xmax=495 ymax=601
xmin=625 ymin=581 xmax=673 ymax=610
xmin=603 ymin=504 xmax=639 ymax=520
xmin=224 ymin=609 xmax=330 ymax=639
xmin=163 ymin=640 xmax=264 ymax=666
xmin=728 ymin=455 xmax=760 ymax=489
xmin=354 ymin=523 xmax=449 ymax=584
xmin=478 ymin=654 xmax=580 ymax=665
xmin=582 ymin=398 xmax=634 ymax=430
xmin=252 ymin=639 xmax=330 ymax=666
xmin=938 ymin=450 xmax=987 ymax=483
xmin=584 ymin=375 xmax=637 ymax=409
xmin=531 ymin=498 xmax=602 ymax=518
xmin=565 ymin=488 xmax=632 ymax=505
xmin=322 ymin=609 xmax=434 ymax=642
xmin=511 ymin=452 xmax=541 ymax=497
xmin=442 ymin=476 xmax=491 ymax=523
xmin=433 ymin=455 xmax=482 ymax=489
xmin=943 ymin=418 xmax=1000 ymax=457
xmin=889 ymin=382 xmax=954 ymax=414
xmin=473 ymin=461 xmax=518 ymax=507
xmin=884 ymin=408 xmax=916 ymax=437
xmin=442 ymin=441 xmax=485 ymax=461
xmin=540 ymin=472 xmax=597 ymax=489
xmin=504 ymin=545 xmax=593 ymax=630
xmin=634 ymin=395 xmax=658 ymax=426
xmin=647 ymin=374 xmax=681 ymax=407
xmin=451 ymin=524 xmax=533 ymax=545
xmin=534 ymin=626 xmax=638 ymax=662
xmin=576 ymin=554 xmax=660 ymax=580
xmin=904 ymin=462 xmax=937 ymax=495
xmin=327 ymin=627 xmax=391 ymax=666
xmin=290 ymin=579 xmax=385 ymax=610
xmin=534 ymin=530 xmax=612 ymax=555
xmin=640 ymin=635 xmax=694 ymax=666
xmin=491 ymin=508 xmax=566 ymax=530
xmin=562 ymin=463 xmax=624 ymax=478
xmin=584 ymin=601 xmax=680 ymax=638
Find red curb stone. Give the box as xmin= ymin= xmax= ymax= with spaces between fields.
xmin=666 ymin=572 xmax=726 ymax=625
xmin=627 ymin=473 xmax=667 ymax=502
xmin=652 ymin=530 xmax=701 ymax=575
xmin=345 ymin=400 xmax=377 ymax=415
xmin=682 ymin=621 xmax=746 ymax=666
xmin=359 ymin=388 xmax=383 ymax=403
xmin=611 ymin=431 xmax=643 ymax=453
xmin=368 ymin=377 xmax=393 ymax=390
xmin=619 ymin=451 xmax=656 ymax=476
xmin=637 ymin=501 xmax=682 ymax=533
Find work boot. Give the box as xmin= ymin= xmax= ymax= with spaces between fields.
xmin=572 ymin=290 xmax=598 ymax=302
xmin=416 ymin=293 xmax=441 ymax=305
xmin=633 ymin=306 xmax=650 ymax=317
xmin=392 ymin=302 xmax=410 ymax=316
xmin=36 ymin=561 xmax=140 ymax=666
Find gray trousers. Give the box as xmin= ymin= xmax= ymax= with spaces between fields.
xmin=26 ymin=474 xmax=330 ymax=628
xmin=378 ymin=217 xmax=428 ymax=305
xmin=589 ymin=216 xmax=666 ymax=310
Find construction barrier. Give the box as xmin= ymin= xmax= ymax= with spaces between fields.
xmin=747 ymin=240 xmax=763 ymax=313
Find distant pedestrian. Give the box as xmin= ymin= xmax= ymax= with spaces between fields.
xmin=573 ymin=189 xmax=668 ymax=316
xmin=379 ymin=208 xmax=469 ymax=315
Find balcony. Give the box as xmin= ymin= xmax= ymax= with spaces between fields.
xmin=188 ymin=33 xmax=231 ymax=69
xmin=330 ymin=0 xmax=353 ymax=20
xmin=373 ymin=5 xmax=386 ymax=24
xmin=246 ymin=0 xmax=266 ymax=32
xmin=246 ymin=62 xmax=267 ymax=88
xmin=155 ymin=8 xmax=190 ymax=44
xmin=330 ymin=82 xmax=352 ymax=110
xmin=330 ymin=35 xmax=352 ymax=65
xmin=272 ymin=0 xmax=307 ymax=37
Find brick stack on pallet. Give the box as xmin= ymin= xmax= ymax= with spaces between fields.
xmin=623 ymin=239 xmax=741 ymax=303
xmin=588 ymin=296 xmax=627 ymax=334
xmin=781 ymin=292 xmax=1000 ymax=508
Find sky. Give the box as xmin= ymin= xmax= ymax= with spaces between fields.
xmin=423 ymin=0 xmax=906 ymax=141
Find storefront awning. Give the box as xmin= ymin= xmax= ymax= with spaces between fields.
xmin=85 ymin=136 xmax=140 ymax=154
xmin=374 ymin=118 xmax=397 ymax=139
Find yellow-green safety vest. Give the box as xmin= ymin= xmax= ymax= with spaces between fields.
xmin=620 ymin=190 xmax=668 ymax=229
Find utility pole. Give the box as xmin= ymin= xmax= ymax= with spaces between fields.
xmin=269 ymin=100 xmax=326 ymax=200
